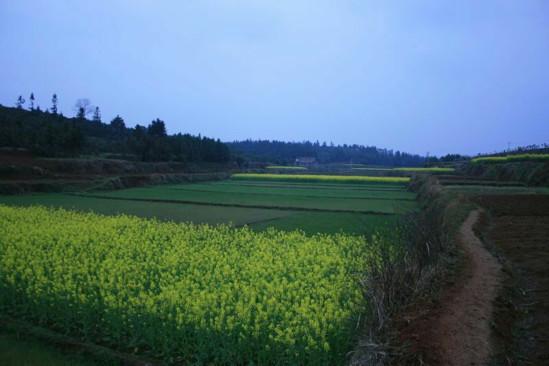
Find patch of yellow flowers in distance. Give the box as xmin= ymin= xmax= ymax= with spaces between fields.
xmin=232 ymin=173 xmax=410 ymax=184
xmin=471 ymin=153 xmax=549 ymax=164
xmin=0 ymin=205 xmax=380 ymax=364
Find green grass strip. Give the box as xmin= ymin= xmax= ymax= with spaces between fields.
xmin=392 ymin=167 xmax=455 ymax=172
xmin=265 ymin=165 xmax=307 ymax=170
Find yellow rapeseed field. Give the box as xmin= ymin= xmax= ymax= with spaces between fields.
xmin=0 ymin=205 xmax=376 ymax=364
xmin=471 ymin=153 xmax=549 ymax=164
xmin=232 ymin=173 xmax=410 ymax=184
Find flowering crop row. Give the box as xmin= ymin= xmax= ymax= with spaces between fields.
xmin=231 ymin=173 xmax=410 ymax=184
xmin=0 ymin=205 xmax=376 ymax=364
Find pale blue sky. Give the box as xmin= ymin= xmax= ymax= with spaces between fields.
xmin=1 ymin=1 xmax=548 ymax=155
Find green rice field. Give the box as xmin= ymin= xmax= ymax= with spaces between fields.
xmin=265 ymin=165 xmax=307 ymax=170
xmin=392 ymin=167 xmax=455 ymax=172
xmin=352 ymin=166 xmax=454 ymax=173
xmin=0 ymin=177 xmax=415 ymax=236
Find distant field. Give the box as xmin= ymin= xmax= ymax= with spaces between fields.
xmin=0 ymin=193 xmax=289 ymax=227
xmin=265 ymin=165 xmax=307 ymax=170
xmin=472 ymin=153 xmax=549 ymax=164
xmin=351 ymin=167 xmax=393 ymax=171
xmin=343 ymin=164 xmax=392 ymax=169
xmin=0 ymin=178 xmax=416 ymax=236
xmin=443 ymin=185 xmax=549 ymax=195
xmin=352 ymin=166 xmax=454 ymax=173
xmin=232 ymin=173 xmax=410 ymax=184
xmin=81 ymin=183 xmax=415 ymax=214
xmin=392 ymin=167 xmax=455 ymax=172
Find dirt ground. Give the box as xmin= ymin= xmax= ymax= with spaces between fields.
xmin=397 ymin=210 xmax=502 ymax=366
xmin=396 ymin=193 xmax=549 ymax=365
xmin=476 ymin=194 xmax=549 ymax=365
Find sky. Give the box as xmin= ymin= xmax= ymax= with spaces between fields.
xmin=1 ymin=1 xmax=548 ymax=156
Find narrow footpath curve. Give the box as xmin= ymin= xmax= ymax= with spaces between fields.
xmin=426 ymin=209 xmax=502 ymax=365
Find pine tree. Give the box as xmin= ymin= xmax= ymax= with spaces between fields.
xmin=30 ymin=93 xmax=35 ymax=110
xmin=74 ymin=99 xmax=92 ymax=119
xmin=51 ymin=94 xmax=58 ymax=114
xmin=16 ymin=95 xmax=25 ymax=109
xmin=92 ymin=107 xmax=101 ymax=123
xmin=148 ymin=118 xmax=167 ymax=137
xmin=76 ymin=107 xmax=86 ymax=119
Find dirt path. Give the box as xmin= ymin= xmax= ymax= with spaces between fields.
xmin=425 ymin=210 xmax=502 ymax=365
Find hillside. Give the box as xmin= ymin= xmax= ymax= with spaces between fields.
xmin=0 ymin=105 xmax=230 ymax=163
xmin=227 ymin=139 xmax=426 ymax=167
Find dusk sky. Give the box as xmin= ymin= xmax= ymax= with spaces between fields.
xmin=1 ymin=1 xmax=548 ymax=156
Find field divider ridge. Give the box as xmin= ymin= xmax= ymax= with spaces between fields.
xmin=71 ymin=193 xmax=398 ymax=215
xmin=216 ymin=181 xmax=408 ymax=191
xmin=165 ymin=187 xmax=417 ymax=201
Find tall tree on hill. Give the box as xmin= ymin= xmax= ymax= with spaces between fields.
xmin=92 ymin=106 xmax=101 ymax=123
xmin=51 ymin=94 xmax=58 ymax=114
xmin=29 ymin=93 xmax=35 ymax=110
xmin=16 ymin=95 xmax=25 ymax=109
xmin=148 ymin=118 xmax=167 ymax=137
xmin=74 ymin=98 xmax=92 ymax=119
xmin=109 ymin=115 xmax=126 ymax=138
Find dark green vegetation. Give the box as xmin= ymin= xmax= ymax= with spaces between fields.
xmin=0 ymin=193 xmax=289 ymax=227
xmin=0 ymin=331 xmax=100 ymax=366
xmin=266 ymin=165 xmax=307 ymax=170
xmin=392 ymin=167 xmax=455 ymax=173
xmin=0 ymin=179 xmax=415 ymax=236
xmin=460 ymin=160 xmax=549 ymax=187
xmin=0 ymin=105 xmax=230 ymax=162
xmin=228 ymin=139 xmax=426 ymax=166
xmin=79 ymin=180 xmax=415 ymax=217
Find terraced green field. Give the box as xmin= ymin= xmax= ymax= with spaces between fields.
xmin=0 ymin=178 xmax=416 ymax=236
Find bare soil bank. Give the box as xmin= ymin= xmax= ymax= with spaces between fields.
xmin=475 ymin=194 xmax=549 ymax=365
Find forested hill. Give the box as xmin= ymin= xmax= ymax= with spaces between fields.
xmin=227 ymin=140 xmax=426 ymax=167
xmin=0 ymin=105 xmax=230 ymax=163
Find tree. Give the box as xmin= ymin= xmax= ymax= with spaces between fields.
xmin=147 ymin=118 xmax=167 ymax=137
xmin=29 ymin=93 xmax=35 ymax=110
xmin=92 ymin=106 xmax=101 ymax=123
xmin=109 ymin=115 xmax=126 ymax=137
xmin=16 ymin=95 xmax=25 ymax=109
xmin=74 ymin=98 xmax=93 ymax=119
xmin=110 ymin=115 xmax=125 ymax=129
xmin=51 ymin=94 xmax=58 ymax=114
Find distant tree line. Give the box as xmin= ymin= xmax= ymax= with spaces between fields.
xmin=425 ymin=153 xmax=470 ymax=165
xmin=476 ymin=143 xmax=549 ymax=157
xmin=227 ymin=139 xmax=426 ymax=167
xmin=0 ymin=94 xmax=230 ymax=163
